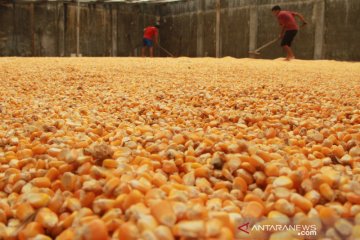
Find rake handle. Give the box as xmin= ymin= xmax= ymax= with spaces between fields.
xmin=158 ymin=45 xmax=174 ymax=57
xmin=254 ymin=38 xmax=280 ymax=52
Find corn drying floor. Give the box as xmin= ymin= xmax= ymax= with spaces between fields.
xmin=0 ymin=57 xmax=360 ymax=240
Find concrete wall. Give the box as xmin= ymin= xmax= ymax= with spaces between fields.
xmin=0 ymin=0 xmax=359 ymax=60
xmin=157 ymin=0 xmax=360 ymax=60
xmin=0 ymin=3 xmax=33 ymax=56
xmin=324 ymin=0 xmax=360 ymax=60
xmin=158 ymin=0 xmax=251 ymax=58
xmin=0 ymin=2 xmax=158 ymax=56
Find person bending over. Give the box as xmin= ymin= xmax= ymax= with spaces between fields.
xmin=272 ymin=5 xmax=307 ymax=60
xmin=142 ymin=24 xmax=159 ymax=57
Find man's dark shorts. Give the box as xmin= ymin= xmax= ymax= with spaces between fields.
xmin=143 ymin=38 xmax=153 ymax=47
xmin=281 ymin=30 xmax=298 ymax=47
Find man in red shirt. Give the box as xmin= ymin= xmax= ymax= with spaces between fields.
xmin=142 ymin=24 xmax=159 ymax=57
xmin=272 ymin=5 xmax=307 ymax=60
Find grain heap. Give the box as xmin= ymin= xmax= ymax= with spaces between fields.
xmin=0 ymin=57 xmax=359 ymax=240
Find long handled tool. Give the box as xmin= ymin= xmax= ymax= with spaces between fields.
xmin=248 ymin=37 xmax=280 ymax=55
xmin=158 ymin=45 xmax=175 ymax=57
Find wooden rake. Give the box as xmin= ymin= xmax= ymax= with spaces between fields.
xmin=249 ymin=37 xmax=280 ymax=56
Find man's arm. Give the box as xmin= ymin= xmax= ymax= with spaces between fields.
xmin=292 ymin=12 xmax=308 ymax=26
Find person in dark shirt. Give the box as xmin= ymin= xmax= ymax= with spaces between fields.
xmin=272 ymin=5 xmax=307 ymax=60
xmin=142 ymin=24 xmax=159 ymax=57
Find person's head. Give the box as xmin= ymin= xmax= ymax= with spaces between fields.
xmin=272 ymin=5 xmax=281 ymax=16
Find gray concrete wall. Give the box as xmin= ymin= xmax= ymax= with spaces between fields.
xmin=0 ymin=0 xmax=359 ymax=60
xmin=0 ymin=3 xmax=33 ymax=56
xmin=0 ymin=2 xmax=158 ymax=57
xmin=324 ymin=0 xmax=360 ymax=60
xmin=34 ymin=2 xmax=64 ymax=56
xmin=157 ymin=0 xmax=360 ymax=60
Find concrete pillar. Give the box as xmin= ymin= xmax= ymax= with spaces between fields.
xmin=30 ymin=3 xmax=35 ymax=56
xmin=215 ymin=0 xmax=221 ymax=58
xmin=58 ymin=2 xmax=65 ymax=56
xmin=111 ymin=5 xmax=117 ymax=56
xmin=249 ymin=5 xmax=258 ymax=57
xmin=76 ymin=0 xmax=80 ymax=56
xmin=12 ymin=2 xmax=16 ymax=55
xmin=196 ymin=0 xmax=204 ymax=57
xmin=313 ymin=0 xmax=325 ymax=59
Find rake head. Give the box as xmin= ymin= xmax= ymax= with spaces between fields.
xmin=248 ymin=50 xmax=261 ymax=55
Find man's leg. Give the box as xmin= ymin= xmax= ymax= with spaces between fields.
xmin=142 ymin=47 xmax=146 ymax=57
xmin=283 ymin=45 xmax=295 ymax=60
xmin=149 ymin=47 xmax=154 ymax=57
xmin=282 ymin=30 xmax=297 ymax=60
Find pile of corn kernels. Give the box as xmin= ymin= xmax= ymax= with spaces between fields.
xmin=0 ymin=57 xmax=360 ymax=240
